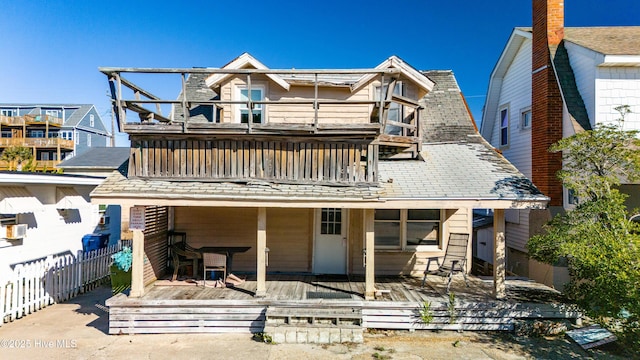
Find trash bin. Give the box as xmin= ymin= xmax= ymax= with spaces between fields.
xmin=82 ymin=233 xmax=110 ymax=252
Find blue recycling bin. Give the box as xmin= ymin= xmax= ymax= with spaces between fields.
xmin=82 ymin=233 xmax=110 ymax=252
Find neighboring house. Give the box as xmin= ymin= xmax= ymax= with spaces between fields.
xmin=479 ymin=0 xmax=640 ymax=287
xmin=0 ymin=172 xmax=115 ymax=276
xmin=56 ymin=147 xmax=130 ymax=245
xmin=56 ymin=147 xmax=130 ymax=177
xmin=92 ymin=52 xmax=548 ymax=307
xmin=0 ymin=104 xmax=112 ymax=169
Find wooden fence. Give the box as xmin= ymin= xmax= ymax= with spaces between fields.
xmin=0 ymin=244 xmax=120 ymax=326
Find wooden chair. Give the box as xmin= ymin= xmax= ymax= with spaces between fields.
xmin=170 ymin=244 xmax=201 ymax=281
xmin=421 ymin=233 xmax=470 ymax=293
xmin=203 ymin=252 xmax=227 ymax=287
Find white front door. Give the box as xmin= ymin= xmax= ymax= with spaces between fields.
xmin=313 ymin=208 xmax=347 ymax=274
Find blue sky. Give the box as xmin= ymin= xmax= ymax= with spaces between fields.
xmin=1 ymin=1 xmax=638 ymax=145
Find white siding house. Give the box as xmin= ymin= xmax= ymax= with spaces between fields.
xmin=480 ymin=3 xmax=640 ymax=287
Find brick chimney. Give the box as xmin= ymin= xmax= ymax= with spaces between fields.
xmin=532 ymin=0 xmax=564 ymax=206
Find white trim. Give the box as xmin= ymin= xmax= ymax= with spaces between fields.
xmin=234 ymin=85 xmax=266 ymax=124
xmin=499 ymin=104 xmax=510 ymax=147
xmin=205 ymin=53 xmax=290 ymax=91
xmin=520 ymin=107 xmax=532 ymax=130
xmin=373 ymin=208 xmax=443 ymax=251
xmin=602 ymin=55 xmax=640 ymax=65
xmin=0 ymin=173 xmax=103 ymax=186
xmin=351 ymin=55 xmax=434 ymax=93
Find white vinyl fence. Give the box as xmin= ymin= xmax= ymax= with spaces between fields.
xmin=0 ymin=244 xmax=121 ymax=326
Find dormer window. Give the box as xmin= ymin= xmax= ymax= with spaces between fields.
xmin=237 ymin=86 xmax=264 ymax=124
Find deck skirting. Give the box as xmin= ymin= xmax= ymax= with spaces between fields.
xmin=106 ymin=293 xmax=581 ymax=337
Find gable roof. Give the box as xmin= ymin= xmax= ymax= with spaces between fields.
xmin=92 ymin=69 xmax=547 ymax=209
xmin=63 ymin=104 xmax=95 ymax=127
xmin=204 ymin=53 xmax=290 ymax=91
xmin=563 ymin=27 xmax=640 ymax=56
xmin=57 ymin=147 xmax=129 ymax=169
xmin=351 ymin=55 xmax=435 ymax=93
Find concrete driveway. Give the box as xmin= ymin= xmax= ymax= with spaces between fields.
xmin=0 ymin=285 xmax=623 ymax=359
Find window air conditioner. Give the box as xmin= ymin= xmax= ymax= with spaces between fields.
xmin=6 ymin=224 xmax=27 ymax=240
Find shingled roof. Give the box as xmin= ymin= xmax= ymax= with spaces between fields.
xmin=92 ymin=69 xmax=547 ymax=208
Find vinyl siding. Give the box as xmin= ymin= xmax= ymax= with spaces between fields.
xmin=173 ymin=207 xmax=312 ymax=273
xmin=506 ymin=209 xmax=530 ymax=253
xmin=595 ymin=67 xmax=640 ymax=131
xmin=564 ymin=42 xmax=599 ymax=126
xmin=491 ymin=39 xmax=533 ymax=178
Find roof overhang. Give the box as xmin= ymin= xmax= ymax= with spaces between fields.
xmin=91 ymin=193 xmax=547 ymax=210
xmin=205 ymin=53 xmax=291 ymax=91
xmin=0 ymin=186 xmax=45 ymax=214
xmin=599 ymin=55 xmax=640 ymax=66
xmin=350 ymin=56 xmax=435 ymax=93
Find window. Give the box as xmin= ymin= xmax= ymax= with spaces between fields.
xmin=29 ymin=130 xmax=44 ymax=138
xmin=375 ymin=209 xmax=442 ymax=249
xmin=521 ymin=108 xmax=531 ymax=129
xmin=1 ymin=131 xmax=12 ymax=138
xmin=374 ymin=82 xmax=404 ymax=135
xmin=0 ymin=109 xmax=15 ymax=117
xmin=60 ymin=131 xmax=73 ymax=140
xmin=87 ymin=135 xmax=91 ymax=146
xmin=45 ymin=109 xmax=60 ymax=118
xmin=89 ymin=114 xmax=95 ymax=127
xmin=320 ymin=208 xmax=342 ymax=235
xmin=74 ymin=131 xmax=79 ymax=145
xmin=0 ymin=214 xmax=17 ymax=226
xmin=499 ymin=107 xmax=509 ymax=147
xmin=567 ymin=188 xmax=579 ymax=205
xmin=42 ymin=152 xmax=49 ymax=161
xmin=237 ymin=87 xmax=264 ymax=124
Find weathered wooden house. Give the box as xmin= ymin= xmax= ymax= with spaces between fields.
xmin=92 ymin=54 xmax=554 ymax=336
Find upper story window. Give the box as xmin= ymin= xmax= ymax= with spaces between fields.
xmin=0 ymin=109 xmax=16 ymax=117
xmin=374 ymin=209 xmax=442 ymax=250
xmin=45 ymin=109 xmax=60 ymax=118
xmin=499 ymin=106 xmax=509 ymax=147
xmin=87 ymin=135 xmax=91 ymax=146
xmin=521 ymin=108 xmax=531 ymax=130
xmin=89 ymin=114 xmax=95 ymax=127
xmin=29 ymin=130 xmax=44 ymax=138
xmin=1 ymin=131 xmax=12 ymax=138
xmin=374 ymin=82 xmax=404 ymax=135
xmin=74 ymin=131 xmax=79 ymax=145
xmin=237 ymin=86 xmax=264 ymax=124
xmin=60 ymin=131 xmax=73 ymax=140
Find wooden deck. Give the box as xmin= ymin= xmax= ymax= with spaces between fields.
xmin=106 ymin=274 xmax=581 ymax=337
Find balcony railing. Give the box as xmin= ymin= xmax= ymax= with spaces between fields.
xmin=0 ymin=160 xmax=61 ymax=172
xmin=0 ymin=137 xmax=74 ymax=149
xmin=0 ymin=114 xmax=64 ymax=127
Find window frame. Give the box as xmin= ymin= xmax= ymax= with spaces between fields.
xmin=374 ymin=209 xmax=443 ymax=251
xmin=520 ymin=107 xmax=531 ymax=130
xmin=235 ymin=85 xmax=266 ymax=124
xmin=373 ymin=82 xmax=404 ymax=135
xmin=87 ymin=134 xmax=91 ymax=146
xmin=499 ymin=105 xmax=509 ymax=147
xmin=89 ymin=114 xmax=95 ymax=127
xmin=74 ymin=131 xmax=79 ymax=145
xmin=45 ymin=109 xmax=60 ymax=118
xmin=0 ymin=109 xmax=16 ymax=117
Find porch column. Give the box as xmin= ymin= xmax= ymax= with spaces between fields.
xmin=364 ymin=209 xmax=375 ymax=300
xmin=493 ymin=209 xmax=506 ymax=299
xmin=255 ymin=207 xmax=267 ymax=297
xmin=130 ymin=229 xmax=145 ymax=297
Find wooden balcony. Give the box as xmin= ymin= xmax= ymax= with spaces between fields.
xmin=0 ymin=137 xmax=74 ymax=149
xmin=0 ymin=114 xmax=64 ymax=127
xmin=130 ymin=137 xmax=377 ymax=184
xmin=100 ymin=67 xmax=422 ymax=149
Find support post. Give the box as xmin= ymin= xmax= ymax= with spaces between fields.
xmin=255 ymin=207 xmax=267 ymax=297
xmin=364 ymin=209 xmax=376 ymax=300
xmin=130 ymin=229 xmax=145 ymax=297
xmin=493 ymin=209 xmax=506 ymax=299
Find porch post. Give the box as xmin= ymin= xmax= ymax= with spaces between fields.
xmin=130 ymin=229 xmax=145 ymax=297
xmin=364 ymin=209 xmax=375 ymax=300
xmin=255 ymin=207 xmax=267 ymax=297
xmin=493 ymin=209 xmax=506 ymax=299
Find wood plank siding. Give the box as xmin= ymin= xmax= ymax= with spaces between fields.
xmin=143 ymin=206 xmax=169 ymax=286
xmin=129 ymin=138 xmax=377 ymax=184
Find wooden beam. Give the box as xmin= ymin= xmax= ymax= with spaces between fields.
xmin=100 ymin=67 xmax=402 ymax=75
xmin=130 ymin=229 xmax=145 ymax=297
xmin=125 ymin=102 xmax=171 ymax=123
xmin=255 ymin=207 xmax=267 ymax=297
xmin=493 ymin=209 xmax=506 ymax=299
xmin=364 ymin=208 xmax=376 ymax=300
